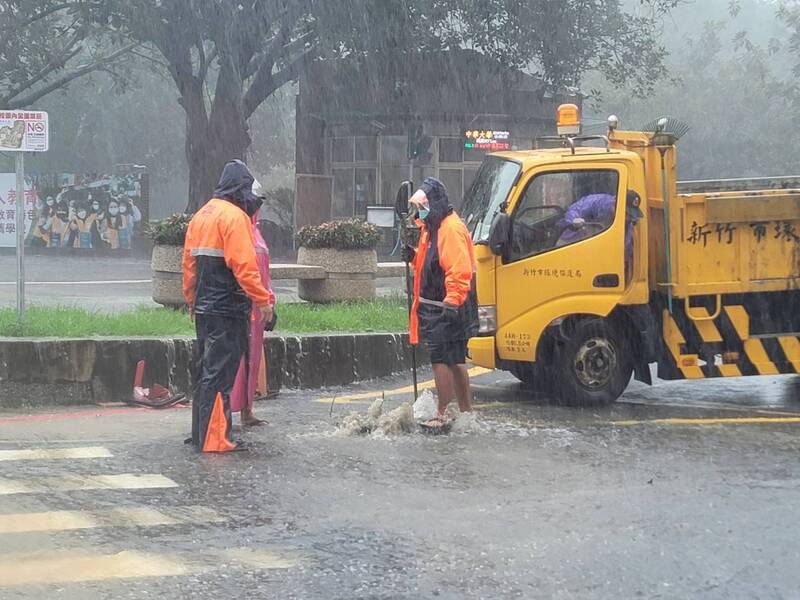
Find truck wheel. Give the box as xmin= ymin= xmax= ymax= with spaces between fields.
xmin=508 ymin=361 xmax=554 ymax=396
xmin=555 ymin=318 xmax=631 ymax=407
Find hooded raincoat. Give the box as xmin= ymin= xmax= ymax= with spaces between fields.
xmin=409 ymin=177 xmax=479 ymax=347
xmin=230 ymin=216 xmax=274 ymax=413
xmin=182 ymin=160 xmax=272 ymax=318
xmin=182 ymin=160 xmax=272 ymax=452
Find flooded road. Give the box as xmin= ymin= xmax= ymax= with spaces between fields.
xmin=1 ymin=371 xmax=799 ymax=598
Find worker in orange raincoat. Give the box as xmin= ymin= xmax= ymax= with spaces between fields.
xmin=182 ymin=160 xmax=274 ymax=453
xmin=401 ymin=177 xmax=479 ymax=427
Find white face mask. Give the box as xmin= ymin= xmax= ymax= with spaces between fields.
xmin=46 ymin=199 xmax=54 ymax=206
xmin=109 ymin=207 xmax=119 ymax=216
xmin=119 ymin=206 xmax=127 ymax=214
xmin=77 ymin=211 xmax=87 ymax=219
xmin=92 ymin=204 xmax=100 ymax=211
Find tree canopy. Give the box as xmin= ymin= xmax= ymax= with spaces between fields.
xmin=0 ymin=1 xmax=136 ymax=108
xmin=3 ymin=0 xmax=683 ymax=211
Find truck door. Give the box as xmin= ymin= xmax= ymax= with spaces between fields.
xmin=495 ymin=166 xmax=630 ymax=361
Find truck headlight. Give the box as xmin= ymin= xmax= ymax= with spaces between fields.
xmin=478 ymin=305 xmax=497 ymax=334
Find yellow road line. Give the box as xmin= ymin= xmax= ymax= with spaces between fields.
xmin=0 ymin=506 xmax=224 ymax=534
xmin=0 ymin=473 xmax=178 ymax=496
xmin=0 ymin=547 xmax=302 ymax=587
xmin=0 ymin=446 xmax=112 ymax=461
xmin=316 ymin=367 xmax=492 ymax=404
xmin=612 ymin=416 xmax=800 ymax=426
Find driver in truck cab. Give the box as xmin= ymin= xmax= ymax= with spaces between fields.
xmin=557 ymin=190 xmax=644 ymax=281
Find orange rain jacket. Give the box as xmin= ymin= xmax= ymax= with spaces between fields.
xmin=409 ymin=178 xmax=478 ymax=345
xmin=182 ymin=198 xmax=273 ymax=319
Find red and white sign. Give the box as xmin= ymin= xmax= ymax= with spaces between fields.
xmin=0 ymin=110 xmax=49 ymax=152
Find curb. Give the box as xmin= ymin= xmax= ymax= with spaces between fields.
xmin=0 ymin=333 xmax=426 ymax=408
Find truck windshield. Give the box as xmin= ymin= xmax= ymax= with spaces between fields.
xmin=462 ymin=157 xmax=521 ymax=242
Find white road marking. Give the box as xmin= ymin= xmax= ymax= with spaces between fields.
xmin=0 ymin=473 xmax=178 ymax=495
xmin=0 ymin=446 xmax=112 ymax=461
xmin=0 ymin=550 xmax=188 ymax=586
xmin=0 ymin=279 xmax=150 ymax=286
xmin=0 ymin=547 xmax=302 ymax=586
xmin=0 ymin=505 xmax=225 ymax=534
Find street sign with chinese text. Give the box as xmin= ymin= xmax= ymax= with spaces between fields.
xmin=0 ymin=110 xmax=49 ymax=152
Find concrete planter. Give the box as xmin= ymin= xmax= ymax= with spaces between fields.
xmin=297 ymin=246 xmax=377 ymax=303
xmin=151 ymin=244 xmax=185 ymax=308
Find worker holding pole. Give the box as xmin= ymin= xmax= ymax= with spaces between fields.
xmin=400 ymin=177 xmax=478 ymax=428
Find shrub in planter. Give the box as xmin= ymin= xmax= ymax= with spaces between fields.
xmin=144 ymin=213 xmax=191 ymax=246
xmin=295 ymin=219 xmax=381 ymax=302
xmin=295 ymin=218 xmax=382 ymax=250
xmin=145 ymin=213 xmax=191 ymax=308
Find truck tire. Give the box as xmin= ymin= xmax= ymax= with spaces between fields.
xmin=555 ymin=318 xmax=632 ymax=407
xmin=508 ymin=361 xmax=554 ymax=396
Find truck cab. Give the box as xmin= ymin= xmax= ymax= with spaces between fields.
xmin=464 ymin=141 xmax=651 ymax=405
xmin=461 ymin=106 xmax=800 ymax=405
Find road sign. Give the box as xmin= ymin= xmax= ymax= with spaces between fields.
xmin=0 ymin=110 xmax=49 ymax=152
xmin=0 ymin=109 xmax=49 ymax=323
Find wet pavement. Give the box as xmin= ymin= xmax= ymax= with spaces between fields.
xmin=1 ymin=371 xmax=800 ymax=598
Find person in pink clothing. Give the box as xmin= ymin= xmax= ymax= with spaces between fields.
xmin=230 ymin=213 xmax=275 ymax=427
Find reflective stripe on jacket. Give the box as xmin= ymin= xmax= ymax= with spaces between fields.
xmin=410 ymin=212 xmax=478 ymax=345
xmin=182 ymin=198 xmax=272 ymax=318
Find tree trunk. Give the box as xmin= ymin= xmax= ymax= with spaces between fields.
xmin=183 ymin=66 xmax=252 ymax=214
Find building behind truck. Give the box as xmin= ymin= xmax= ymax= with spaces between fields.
xmin=462 ymin=105 xmax=800 ymax=405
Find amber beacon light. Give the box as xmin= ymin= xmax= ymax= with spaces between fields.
xmin=556 ymin=103 xmax=581 ymax=136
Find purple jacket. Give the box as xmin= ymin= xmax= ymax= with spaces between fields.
xmin=557 ymin=193 xmax=634 ymax=260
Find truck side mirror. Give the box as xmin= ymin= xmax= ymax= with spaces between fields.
xmin=395 ymin=181 xmax=413 ymax=218
xmin=487 ymin=212 xmax=511 ymax=256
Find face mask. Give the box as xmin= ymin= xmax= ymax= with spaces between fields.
xmin=78 ymin=211 xmax=87 ymax=219
xmin=418 ymin=208 xmax=430 ymax=220
xmin=46 ymin=200 xmax=54 ymax=206
xmin=109 ymin=208 xmax=119 ymax=216
xmin=92 ymin=204 xmax=100 ymax=211
xmin=119 ymin=206 xmax=127 ymax=214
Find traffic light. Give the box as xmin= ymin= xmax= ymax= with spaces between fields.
xmin=407 ymin=125 xmax=433 ymax=163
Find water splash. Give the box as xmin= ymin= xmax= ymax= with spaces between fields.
xmin=336 ymin=398 xmax=415 ymax=438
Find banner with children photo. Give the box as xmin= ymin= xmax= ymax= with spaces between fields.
xmin=23 ymin=172 xmax=148 ymax=251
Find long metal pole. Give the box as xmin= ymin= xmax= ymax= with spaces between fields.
xmin=401 ymin=179 xmax=418 ymax=402
xmin=15 ymin=153 xmax=25 ymax=323
xmin=659 ymin=149 xmax=673 ymax=314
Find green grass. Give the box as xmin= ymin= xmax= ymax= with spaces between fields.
xmin=0 ymin=296 xmax=409 ymax=338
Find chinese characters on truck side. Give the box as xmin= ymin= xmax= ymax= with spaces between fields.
xmin=504 ymin=332 xmax=533 ymax=354
xmin=688 ymin=220 xmax=800 ymax=246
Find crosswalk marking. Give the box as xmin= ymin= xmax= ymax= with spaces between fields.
xmin=0 ymin=506 xmax=225 ymax=534
xmin=0 ymin=446 xmax=112 ymax=461
xmin=0 ymin=548 xmax=302 ymax=587
xmin=0 ymin=473 xmax=178 ymax=495
xmin=0 ymin=550 xmax=188 ymax=586
xmin=0 ymin=446 xmax=302 ymax=587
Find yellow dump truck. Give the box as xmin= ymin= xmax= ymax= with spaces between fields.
xmin=461 ymin=105 xmax=800 ymax=405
